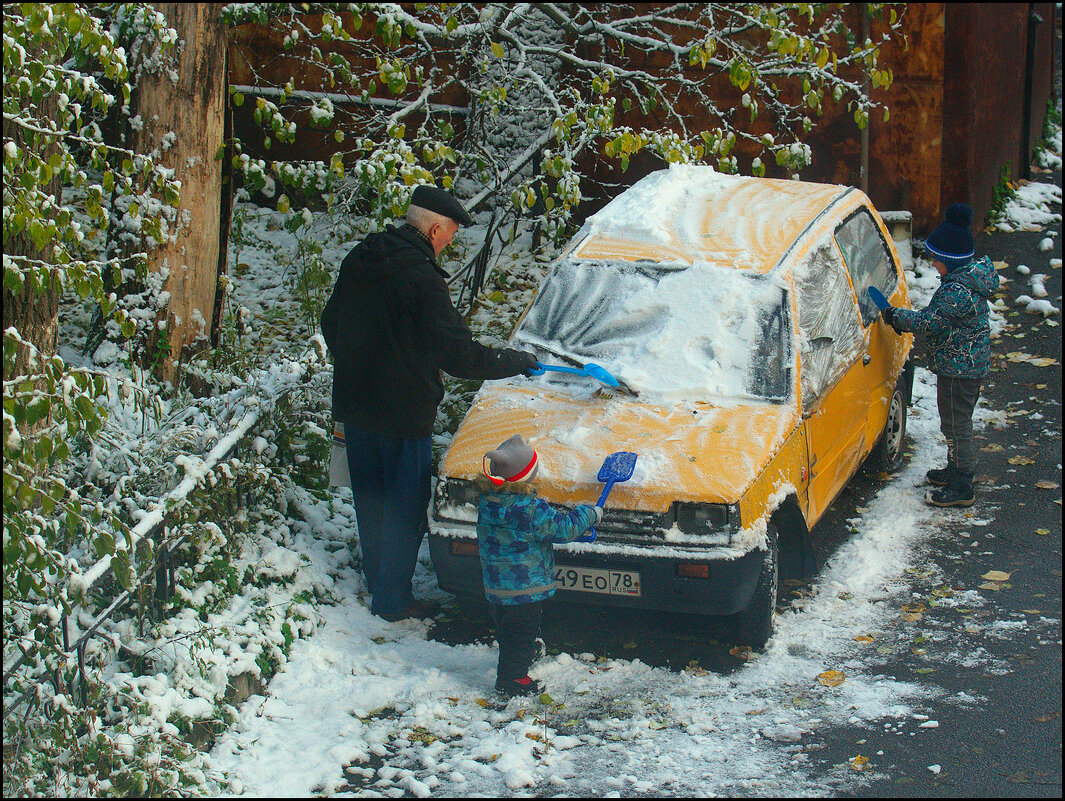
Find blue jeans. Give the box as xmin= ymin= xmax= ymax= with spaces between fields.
xmin=344 ymin=423 xmax=432 ymax=617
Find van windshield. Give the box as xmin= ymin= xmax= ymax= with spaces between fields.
xmin=513 ymin=258 xmax=792 ymax=403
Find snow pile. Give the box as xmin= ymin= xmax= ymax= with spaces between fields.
xmin=996 ymin=180 xmax=1062 ymax=232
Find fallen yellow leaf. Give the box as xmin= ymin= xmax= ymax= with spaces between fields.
xmin=1008 ymin=455 xmax=1036 ymax=465
xmin=981 ymin=570 xmax=1012 ymax=581
xmin=854 ymin=635 xmax=875 ymax=643
xmin=978 ymin=581 xmax=1003 ymax=591
xmin=817 ymin=669 xmax=846 ymax=687
xmin=981 ymin=443 xmax=1005 ymax=452
xmin=1035 ymin=528 xmax=1050 ymax=536
xmin=1035 ymin=481 xmax=1059 ymax=489
xmin=475 ymin=698 xmax=489 ymax=708
xmin=901 ymin=602 xmax=926 ymax=613
xmin=851 ymin=755 xmax=869 ymax=770
xmin=900 ymin=612 xmax=923 ymax=622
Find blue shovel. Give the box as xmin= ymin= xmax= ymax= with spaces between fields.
xmin=528 ymin=361 xmax=620 ymax=388
xmin=578 ymin=451 xmax=638 ymax=543
xmin=867 ymin=286 xmax=890 ymax=311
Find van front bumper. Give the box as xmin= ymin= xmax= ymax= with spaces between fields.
xmin=427 ymin=530 xmax=764 ymax=616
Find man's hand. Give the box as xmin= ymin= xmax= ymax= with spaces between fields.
xmin=515 ymin=350 xmax=540 ymax=377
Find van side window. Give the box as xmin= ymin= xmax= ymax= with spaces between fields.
xmin=834 ymin=208 xmax=898 ymax=327
xmin=793 ymin=238 xmax=865 ymax=414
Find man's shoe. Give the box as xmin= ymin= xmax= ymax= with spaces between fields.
xmin=375 ymin=600 xmax=441 ymax=622
xmin=925 ymin=466 xmax=952 ymax=486
xmin=495 ymin=675 xmax=544 ymax=698
xmin=926 ymin=470 xmax=975 ymax=507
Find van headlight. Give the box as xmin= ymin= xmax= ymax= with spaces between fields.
xmin=673 ymin=502 xmax=735 ymax=544
xmin=434 ymin=478 xmax=481 ymax=522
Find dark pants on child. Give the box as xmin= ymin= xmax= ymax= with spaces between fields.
xmin=344 ymin=422 xmax=432 ymax=618
xmin=936 ymin=375 xmax=982 ymax=474
xmin=489 ymin=601 xmax=543 ymax=682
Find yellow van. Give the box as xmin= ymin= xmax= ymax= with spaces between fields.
xmin=429 ymin=164 xmax=914 ymax=647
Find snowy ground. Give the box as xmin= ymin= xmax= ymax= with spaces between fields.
xmin=201 ymin=176 xmax=1061 ymax=798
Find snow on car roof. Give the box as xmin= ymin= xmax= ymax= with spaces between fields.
xmin=572 ymin=163 xmax=850 ymax=273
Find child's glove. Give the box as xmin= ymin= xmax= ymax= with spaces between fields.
xmin=881 ymin=305 xmax=903 ymax=334
xmin=576 ymin=505 xmax=603 ymax=543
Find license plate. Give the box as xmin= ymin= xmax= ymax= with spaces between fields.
xmin=554 ymin=565 xmax=641 ymax=597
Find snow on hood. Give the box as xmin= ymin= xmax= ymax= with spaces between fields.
xmin=441 ymin=384 xmax=800 ymax=511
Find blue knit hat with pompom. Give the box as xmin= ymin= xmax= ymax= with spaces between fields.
xmin=924 ymin=203 xmax=975 ymax=270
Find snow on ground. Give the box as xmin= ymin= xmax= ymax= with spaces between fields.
xmin=996 ymin=178 xmax=1063 ymax=233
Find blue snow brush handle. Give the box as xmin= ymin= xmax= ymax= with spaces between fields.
xmin=577 ymin=529 xmax=597 ymax=543
xmin=528 ymin=361 xmax=620 ymax=388
xmin=867 ymin=286 xmax=890 ymax=311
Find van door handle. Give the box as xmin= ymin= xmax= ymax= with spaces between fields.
xmin=862 ymin=352 xmax=872 ymax=366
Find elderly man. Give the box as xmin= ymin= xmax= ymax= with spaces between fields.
xmin=321 ymin=185 xmax=537 ymax=622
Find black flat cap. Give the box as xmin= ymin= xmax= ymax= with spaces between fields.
xmin=410 ymin=184 xmax=473 ymax=226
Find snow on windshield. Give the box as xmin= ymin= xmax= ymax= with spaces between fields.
xmin=513 ymin=258 xmax=792 ymax=403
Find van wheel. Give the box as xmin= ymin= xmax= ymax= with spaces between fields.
xmin=867 ymin=379 xmax=907 ymax=474
xmin=732 ymin=525 xmax=778 ymax=649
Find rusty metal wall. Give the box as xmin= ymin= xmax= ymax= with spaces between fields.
xmin=224 ymin=5 xmax=1057 ymax=236
xmin=759 ymin=3 xmax=1056 ymax=235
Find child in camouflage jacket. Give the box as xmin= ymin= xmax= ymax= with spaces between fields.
xmin=880 ymin=203 xmax=1000 ymax=507
xmin=477 ymin=434 xmax=601 ymax=698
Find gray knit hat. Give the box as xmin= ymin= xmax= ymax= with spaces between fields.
xmin=483 ymin=434 xmax=539 ymax=486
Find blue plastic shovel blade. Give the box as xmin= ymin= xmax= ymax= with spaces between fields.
xmin=598 ymin=451 xmax=637 ymax=482
xmin=867 ymin=286 xmax=890 ymax=311
xmin=596 ymin=451 xmax=637 ymax=507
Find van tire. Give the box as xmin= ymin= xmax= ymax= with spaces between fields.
xmin=867 ymin=378 xmax=907 ymax=474
xmin=732 ymin=524 xmax=778 ymax=649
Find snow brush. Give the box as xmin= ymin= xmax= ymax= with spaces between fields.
xmin=867 ymin=285 xmax=891 ymax=311
xmin=527 ymin=361 xmax=620 ymax=388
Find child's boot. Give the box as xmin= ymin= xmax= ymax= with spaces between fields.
xmin=927 ymin=470 xmax=974 ymax=507
xmin=495 ymin=675 xmax=544 ymax=698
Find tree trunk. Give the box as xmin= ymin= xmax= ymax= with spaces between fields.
xmin=135 ymin=3 xmax=229 ymax=383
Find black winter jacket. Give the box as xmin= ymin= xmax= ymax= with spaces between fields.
xmin=320 ymin=224 xmax=534 ymax=438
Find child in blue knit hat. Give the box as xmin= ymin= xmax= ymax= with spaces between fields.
xmin=476 ymin=434 xmax=601 ymax=698
xmin=878 ymin=203 xmax=1000 ymax=507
